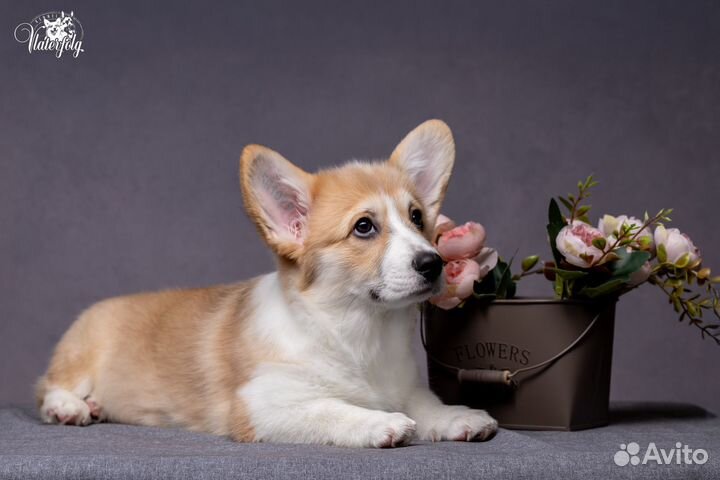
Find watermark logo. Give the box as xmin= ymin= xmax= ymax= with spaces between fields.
xmin=14 ymin=11 xmax=85 ymax=58
xmin=614 ymin=442 xmax=709 ymax=466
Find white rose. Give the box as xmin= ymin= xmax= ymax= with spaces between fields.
xmin=598 ymin=214 xmax=653 ymax=250
xmin=555 ymin=220 xmax=607 ymax=268
xmin=654 ymin=225 xmax=700 ymax=267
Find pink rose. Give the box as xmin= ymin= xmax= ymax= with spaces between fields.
xmin=555 ymin=220 xmax=607 ymax=268
xmin=446 ymin=259 xmax=482 ymax=299
xmin=430 ymin=259 xmax=481 ymax=309
xmin=433 ymin=214 xmax=457 ymax=242
xmin=475 ymin=247 xmax=499 ymax=276
xmin=437 ymin=222 xmax=486 ymax=261
xmin=430 ymin=295 xmax=463 ymax=310
xmin=429 ymin=251 xmax=498 ymax=310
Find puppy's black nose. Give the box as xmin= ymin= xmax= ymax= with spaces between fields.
xmin=413 ymin=251 xmax=443 ymax=282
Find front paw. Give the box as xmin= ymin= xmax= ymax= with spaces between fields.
xmin=418 ymin=407 xmax=498 ymax=442
xmin=364 ymin=412 xmax=417 ymax=448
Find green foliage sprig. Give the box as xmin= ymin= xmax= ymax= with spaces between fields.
xmin=540 ymin=175 xmax=720 ymax=344
xmin=649 ymin=254 xmax=720 ymax=344
xmin=473 ymin=257 xmax=517 ymax=301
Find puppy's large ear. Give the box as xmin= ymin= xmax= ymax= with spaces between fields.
xmin=240 ymin=145 xmax=313 ymax=260
xmin=389 ymin=120 xmax=455 ymax=220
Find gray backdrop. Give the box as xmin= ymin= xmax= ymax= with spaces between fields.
xmin=1 ymin=0 xmax=719 ymax=413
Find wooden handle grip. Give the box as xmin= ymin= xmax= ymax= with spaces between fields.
xmin=457 ymin=369 xmax=512 ymax=385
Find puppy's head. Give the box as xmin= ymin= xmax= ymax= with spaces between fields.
xmin=240 ymin=120 xmax=454 ymax=309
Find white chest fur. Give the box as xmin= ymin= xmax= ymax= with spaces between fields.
xmin=244 ymin=273 xmax=420 ymax=411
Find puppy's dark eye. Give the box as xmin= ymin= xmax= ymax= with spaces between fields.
xmin=410 ymin=208 xmax=424 ymax=230
xmin=353 ymin=217 xmax=376 ymax=238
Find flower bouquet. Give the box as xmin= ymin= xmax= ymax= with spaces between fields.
xmin=430 ymin=175 xmax=720 ymax=343
xmin=423 ymin=176 xmax=719 ymax=431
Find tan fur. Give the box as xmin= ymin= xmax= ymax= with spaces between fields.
xmin=301 ymin=163 xmax=434 ymax=285
xmin=38 ymin=282 xmax=262 ymax=440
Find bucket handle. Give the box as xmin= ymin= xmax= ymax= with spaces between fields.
xmin=420 ymin=306 xmax=602 ymax=387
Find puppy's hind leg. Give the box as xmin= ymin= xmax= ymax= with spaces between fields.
xmin=37 ymin=307 xmax=107 ymax=426
xmin=39 ymin=385 xmax=95 ymax=426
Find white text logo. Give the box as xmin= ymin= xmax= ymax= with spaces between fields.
xmin=14 ymin=11 xmax=84 ymax=58
xmin=614 ymin=442 xmax=709 ymax=466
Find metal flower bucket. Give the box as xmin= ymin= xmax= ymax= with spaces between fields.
xmin=423 ymin=298 xmax=616 ymax=431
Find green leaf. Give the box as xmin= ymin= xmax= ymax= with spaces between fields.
xmin=672 ymin=296 xmax=682 ymax=313
xmin=553 ymin=268 xmax=589 ymax=280
xmin=521 ymin=255 xmax=540 ymax=272
xmin=638 ymin=236 xmax=652 ymax=249
xmin=493 ymin=260 xmax=515 ymax=299
xmin=675 ymin=253 xmax=690 ymax=269
xmin=578 ymin=276 xmax=629 ymax=298
xmin=548 ymin=198 xmax=564 ymax=226
xmin=592 ymin=237 xmax=607 ymax=250
xmin=577 ymin=205 xmax=591 ymax=217
xmin=554 ymin=276 xmax=565 ymax=298
xmin=474 ymin=259 xmax=517 ymax=300
xmin=472 ymin=293 xmax=497 ymax=303
xmin=657 ymin=243 xmax=668 ymax=263
xmin=506 ymin=281 xmax=517 ymax=299
xmin=473 ymin=269 xmax=497 ymax=295
xmin=559 ymin=197 xmax=573 ymax=212
xmin=579 ymin=253 xmax=595 ymax=265
xmin=610 ymin=249 xmax=651 ymax=278
xmin=547 ymin=199 xmax=565 ymax=264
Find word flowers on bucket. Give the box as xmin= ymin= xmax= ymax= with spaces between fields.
xmin=544 ymin=175 xmax=720 ymax=344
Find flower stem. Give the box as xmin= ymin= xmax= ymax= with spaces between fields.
xmin=511 ymin=267 xmax=544 ymax=282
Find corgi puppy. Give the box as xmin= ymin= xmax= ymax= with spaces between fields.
xmin=36 ymin=120 xmax=498 ymax=447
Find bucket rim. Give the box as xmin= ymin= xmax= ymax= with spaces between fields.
xmin=456 ymin=296 xmax=618 ymax=306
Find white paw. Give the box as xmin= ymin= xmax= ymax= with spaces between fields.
xmin=40 ymin=389 xmax=92 ymax=426
xmin=365 ymin=412 xmax=417 ymax=448
xmin=419 ymin=407 xmax=498 ymax=442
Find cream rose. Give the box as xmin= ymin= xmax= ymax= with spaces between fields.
xmin=598 ymin=214 xmax=653 ymax=250
xmin=654 ymin=225 xmax=700 ymax=267
xmin=555 ymin=220 xmax=607 ymax=268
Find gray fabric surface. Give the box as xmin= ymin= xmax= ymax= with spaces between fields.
xmin=0 ymin=403 xmax=717 ymax=479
